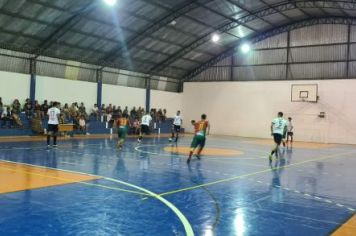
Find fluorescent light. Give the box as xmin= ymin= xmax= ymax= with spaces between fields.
xmin=241 ymin=43 xmax=250 ymax=53
xmin=103 ymin=0 xmax=117 ymax=6
xmin=211 ymin=34 xmax=220 ymax=43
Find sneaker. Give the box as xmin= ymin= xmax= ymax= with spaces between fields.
xmin=137 ymin=139 xmax=141 ymax=143
xmin=195 ymin=154 xmax=201 ymax=160
xmin=47 ymin=145 xmax=50 ymax=148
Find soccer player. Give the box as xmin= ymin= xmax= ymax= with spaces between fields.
xmin=187 ymin=114 xmax=210 ymax=164
xmin=47 ymin=102 xmax=60 ymax=147
xmin=286 ymin=117 xmax=294 ymax=144
xmin=269 ymin=112 xmax=287 ymax=162
xmin=138 ymin=111 xmax=152 ymax=143
xmin=116 ymin=113 xmax=130 ymax=149
xmin=169 ymin=110 xmax=182 ymax=142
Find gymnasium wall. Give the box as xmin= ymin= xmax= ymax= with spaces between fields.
xmin=0 ymin=71 xmax=182 ymax=116
xmin=102 ymin=84 xmax=146 ymax=109
xmin=182 ymin=80 xmax=356 ymax=144
xmin=36 ymin=76 xmax=97 ymax=107
xmin=0 ymin=71 xmax=30 ymax=105
xmin=151 ymin=90 xmax=182 ymax=117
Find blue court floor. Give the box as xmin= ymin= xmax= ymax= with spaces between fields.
xmin=0 ymin=134 xmax=355 ymax=236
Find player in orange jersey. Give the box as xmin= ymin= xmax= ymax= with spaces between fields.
xmin=187 ymin=114 xmax=210 ymax=164
xmin=116 ymin=113 xmax=130 ymax=149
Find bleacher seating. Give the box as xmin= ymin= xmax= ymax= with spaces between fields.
xmin=0 ymin=114 xmax=180 ymax=136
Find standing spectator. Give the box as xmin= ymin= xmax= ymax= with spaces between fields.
xmin=163 ymin=109 xmax=167 ymax=122
xmin=46 ymin=102 xmax=60 ymax=147
xmin=91 ymin=104 xmax=99 ymax=121
xmin=79 ymin=115 xmax=86 ymax=134
xmin=41 ymin=100 xmax=49 ymax=119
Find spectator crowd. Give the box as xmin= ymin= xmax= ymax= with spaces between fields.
xmin=0 ymin=97 xmax=167 ymax=135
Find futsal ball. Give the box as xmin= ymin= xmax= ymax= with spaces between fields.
xmin=168 ymin=138 xmax=172 ymax=142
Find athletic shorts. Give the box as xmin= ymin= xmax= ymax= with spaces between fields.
xmin=173 ymin=125 xmax=181 ymax=133
xmin=273 ymin=133 xmax=283 ymax=145
xmin=47 ymin=124 xmax=58 ymax=134
xmin=141 ymin=124 xmax=150 ymax=134
xmin=190 ymin=135 xmax=206 ymax=148
xmin=287 ymin=132 xmax=294 ymax=136
xmin=118 ymin=127 xmax=128 ymax=139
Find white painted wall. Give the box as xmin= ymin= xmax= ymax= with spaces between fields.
xmin=36 ymin=76 xmax=97 ymax=107
xmin=151 ymin=90 xmax=182 ymax=117
xmin=102 ymin=84 xmax=145 ymax=110
xmin=183 ymin=80 xmax=356 ymax=144
xmin=0 ymin=71 xmax=30 ymax=105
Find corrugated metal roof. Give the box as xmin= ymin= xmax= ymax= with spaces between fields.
xmin=0 ymin=0 xmax=355 ymax=81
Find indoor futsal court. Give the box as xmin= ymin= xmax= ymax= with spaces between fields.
xmin=1 ymin=0 xmax=356 ymax=236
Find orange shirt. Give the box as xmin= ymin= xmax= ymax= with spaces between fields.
xmin=117 ymin=118 xmax=129 ymax=127
xmin=194 ymin=120 xmax=209 ymax=136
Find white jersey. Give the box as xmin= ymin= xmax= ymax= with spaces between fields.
xmin=47 ymin=107 xmax=60 ymax=125
xmin=287 ymin=121 xmax=293 ymax=132
xmin=173 ymin=115 xmax=182 ymax=126
xmin=141 ymin=114 xmax=152 ymax=126
xmin=272 ymin=117 xmax=287 ymax=135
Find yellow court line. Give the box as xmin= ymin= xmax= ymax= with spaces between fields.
xmin=156 ymin=151 xmax=356 ymax=197
xmin=0 ymin=160 xmax=194 ymax=236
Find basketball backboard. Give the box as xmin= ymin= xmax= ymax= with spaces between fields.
xmin=291 ymin=84 xmax=318 ymax=102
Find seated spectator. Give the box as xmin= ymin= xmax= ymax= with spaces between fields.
xmin=34 ymin=100 xmax=41 ymax=118
xmin=62 ymin=103 xmax=70 ymax=121
xmin=12 ymin=99 xmax=21 ymax=114
xmin=91 ymin=104 xmax=99 ymax=120
xmin=23 ymin=98 xmax=33 ymax=119
xmin=130 ymin=107 xmax=137 ymax=119
xmin=123 ymin=106 xmax=128 ymax=115
xmin=30 ymin=113 xmax=43 ymax=134
xmin=69 ymin=103 xmax=77 ymax=118
xmin=11 ymin=99 xmax=23 ymax=128
xmin=59 ymin=114 xmax=65 ymax=124
xmin=0 ymin=97 xmax=3 ymax=115
xmin=132 ymin=118 xmax=140 ymax=135
xmin=106 ymin=104 xmax=113 ymax=115
xmin=1 ymin=106 xmax=13 ymax=128
xmin=79 ymin=102 xmax=87 ymax=117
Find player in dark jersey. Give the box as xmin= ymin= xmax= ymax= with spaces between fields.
xmin=187 ymin=114 xmax=210 ymax=164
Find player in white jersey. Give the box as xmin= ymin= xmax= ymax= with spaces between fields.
xmin=269 ymin=112 xmax=287 ymax=162
xmin=286 ymin=117 xmax=294 ymax=144
xmin=138 ymin=111 xmax=152 ymax=143
xmin=47 ymin=102 xmax=61 ymax=147
xmin=169 ymin=110 xmax=182 ymax=142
